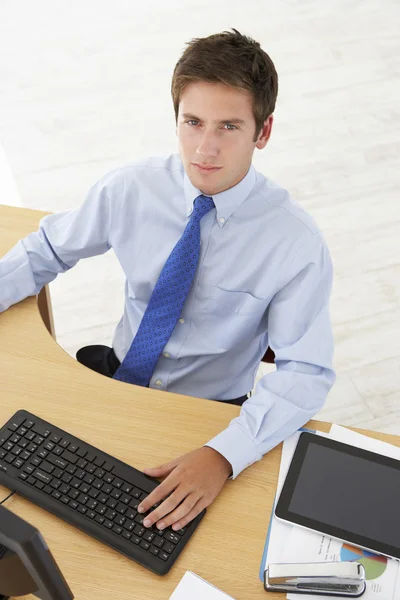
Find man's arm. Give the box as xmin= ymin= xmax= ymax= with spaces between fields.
xmin=0 ymin=176 xmax=112 ymax=313
xmin=137 ymin=230 xmax=336 ymax=531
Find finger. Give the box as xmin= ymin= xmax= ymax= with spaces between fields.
xmin=138 ymin=477 xmax=177 ymax=514
xmin=153 ymin=493 xmax=200 ymax=531
xmin=143 ymin=459 xmax=178 ymax=478
xmin=170 ymin=498 xmax=207 ymax=531
xmin=143 ymin=488 xmax=189 ymax=529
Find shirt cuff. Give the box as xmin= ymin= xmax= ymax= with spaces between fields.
xmin=205 ymin=421 xmax=261 ymax=480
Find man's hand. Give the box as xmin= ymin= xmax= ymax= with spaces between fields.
xmin=138 ymin=446 xmax=232 ymax=532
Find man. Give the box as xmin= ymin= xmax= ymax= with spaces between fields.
xmin=0 ymin=28 xmax=336 ymax=535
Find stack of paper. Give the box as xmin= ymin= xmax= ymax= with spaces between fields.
xmin=170 ymin=571 xmax=236 ymax=599
xmin=260 ymin=425 xmax=400 ymax=599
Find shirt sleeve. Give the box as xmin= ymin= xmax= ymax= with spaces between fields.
xmin=205 ymin=231 xmax=336 ymax=479
xmin=0 ymin=176 xmax=112 ymax=313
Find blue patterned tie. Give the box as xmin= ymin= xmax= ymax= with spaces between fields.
xmin=113 ymin=194 xmax=215 ymax=385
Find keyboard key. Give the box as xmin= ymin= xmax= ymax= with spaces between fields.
xmin=61 ymin=450 xmax=78 ymax=464
xmin=75 ymin=447 xmax=87 ymax=458
xmin=60 ymin=495 xmax=69 ymax=504
xmin=49 ymin=434 xmax=61 ymax=444
xmin=111 ymin=489 xmax=122 ymax=500
xmin=47 ymin=454 xmax=67 ymax=469
xmin=77 ymin=494 xmax=89 ymax=505
xmin=79 ymin=483 xmax=90 ymax=494
xmin=95 ymin=504 xmax=107 ymax=516
xmin=114 ymin=515 xmax=125 ymax=526
xmin=164 ymin=531 xmax=180 ymax=544
xmin=134 ymin=525 xmax=145 ymax=537
xmin=87 ymin=510 xmax=96 ymax=519
xmin=19 ymin=472 xmax=28 ymax=480
xmin=43 ymin=441 xmax=55 ymax=451
xmin=13 ymin=458 xmax=24 ymax=469
xmin=123 ymin=520 xmax=135 ymax=532
xmin=44 ymin=485 xmax=53 ymax=494
xmin=68 ymin=443 xmax=79 ymax=453
xmin=32 ymin=423 xmax=50 ymax=437
xmin=120 ymin=493 xmax=131 ymax=505
xmin=106 ymin=498 xmax=117 ymax=509
xmin=70 ymin=501 xmax=78 ymax=509
xmin=76 ymin=458 xmax=87 ymax=469
xmin=66 ymin=464 xmax=77 ymax=475
xmin=121 ymin=531 xmax=131 ymax=540
xmin=150 ymin=546 xmax=160 ymax=556
xmin=95 ymin=515 xmax=105 ymax=524
xmin=140 ymin=540 xmax=150 ymax=550
xmin=52 ymin=490 xmax=61 ymax=499
xmin=143 ymin=531 xmax=155 ymax=543
xmin=0 ymin=430 xmax=12 ymax=445
xmin=59 ymin=484 xmax=70 ymax=495
xmin=27 ymin=475 xmax=36 ymax=485
xmin=121 ymin=482 xmax=132 ymax=494
xmin=39 ymin=460 xmax=54 ymax=474
xmin=88 ymin=488 xmax=100 ymax=499
xmin=70 ymin=477 xmax=81 ymax=489
xmin=86 ymin=499 xmax=98 ymax=510
xmin=152 ymin=535 xmax=164 ymax=548
xmin=77 ymin=505 xmax=87 ymax=514
xmin=33 ymin=469 xmax=52 ymax=485
xmin=59 ymin=439 xmax=69 ymax=449
xmin=50 ymin=479 xmax=61 ymax=489
xmin=61 ymin=473 xmax=73 ymax=484
xmin=103 ymin=520 xmax=113 ymax=529
xmin=159 ymin=551 xmax=169 ymax=561
xmin=37 ymin=449 xmax=48 ymax=459
xmin=53 ymin=446 xmax=64 ymax=456
xmin=94 ymin=457 xmax=105 ymax=467
xmin=116 ymin=502 xmax=127 ymax=515
xmin=163 ymin=541 xmax=175 ymax=554
xmin=23 ymin=419 xmax=34 ymax=429
xmin=113 ymin=525 xmax=123 ymax=535
xmin=105 ymin=509 xmax=116 ymax=520
xmin=131 ymin=536 xmax=141 ymax=545
xmin=103 ymin=474 xmax=114 ymax=484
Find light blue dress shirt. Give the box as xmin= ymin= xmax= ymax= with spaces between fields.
xmin=0 ymin=153 xmax=336 ymax=479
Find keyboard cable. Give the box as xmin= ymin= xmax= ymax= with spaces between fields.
xmin=0 ymin=491 xmax=15 ymax=505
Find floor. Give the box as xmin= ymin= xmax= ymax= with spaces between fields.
xmin=0 ymin=0 xmax=399 ymax=435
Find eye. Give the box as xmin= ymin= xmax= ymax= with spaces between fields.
xmin=185 ymin=120 xmax=237 ymax=130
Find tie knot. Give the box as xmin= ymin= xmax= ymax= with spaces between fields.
xmin=192 ymin=194 xmax=215 ymax=220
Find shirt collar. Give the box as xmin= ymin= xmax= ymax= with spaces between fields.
xmin=183 ymin=162 xmax=257 ymax=227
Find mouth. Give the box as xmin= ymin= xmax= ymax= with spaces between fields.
xmin=192 ymin=163 xmax=222 ymax=174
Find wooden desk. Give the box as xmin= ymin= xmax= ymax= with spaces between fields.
xmin=1 ymin=204 xmax=399 ymax=600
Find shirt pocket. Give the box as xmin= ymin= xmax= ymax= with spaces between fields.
xmin=192 ymin=285 xmax=267 ymax=351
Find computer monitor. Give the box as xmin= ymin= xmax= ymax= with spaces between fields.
xmin=0 ymin=504 xmax=73 ymax=600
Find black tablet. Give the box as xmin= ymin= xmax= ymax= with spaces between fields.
xmin=275 ymin=432 xmax=400 ymax=560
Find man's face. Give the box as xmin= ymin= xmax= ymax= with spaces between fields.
xmin=176 ymin=81 xmax=273 ymax=196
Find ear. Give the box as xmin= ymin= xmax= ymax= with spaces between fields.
xmin=255 ymin=114 xmax=274 ymax=150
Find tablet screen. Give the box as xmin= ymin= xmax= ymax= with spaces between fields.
xmin=275 ymin=433 xmax=400 ymax=559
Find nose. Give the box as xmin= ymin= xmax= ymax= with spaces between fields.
xmin=196 ymin=130 xmax=219 ymax=158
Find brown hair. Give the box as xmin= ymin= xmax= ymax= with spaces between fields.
xmin=171 ymin=28 xmax=278 ymax=143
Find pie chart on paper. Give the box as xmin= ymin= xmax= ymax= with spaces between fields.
xmin=340 ymin=543 xmax=387 ymax=580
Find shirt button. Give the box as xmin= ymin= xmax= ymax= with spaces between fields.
xmin=163 ymin=352 xmax=170 ymax=358
xmin=155 ymin=379 xmax=162 ymax=386
xmin=179 ymin=318 xmax=185 ymax=324
xmin=219 ymin=217 xmax=225 ymax=224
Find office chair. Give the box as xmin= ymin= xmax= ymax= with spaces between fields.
xmin=261 ymin=346 xmax=275 ymax=364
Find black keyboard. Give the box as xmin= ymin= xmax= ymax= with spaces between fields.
xmin=0 ymin=410 xmax=205 ymax=575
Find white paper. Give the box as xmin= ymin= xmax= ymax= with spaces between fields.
xmin=169 ymin=571 xmax=236 ymax=599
